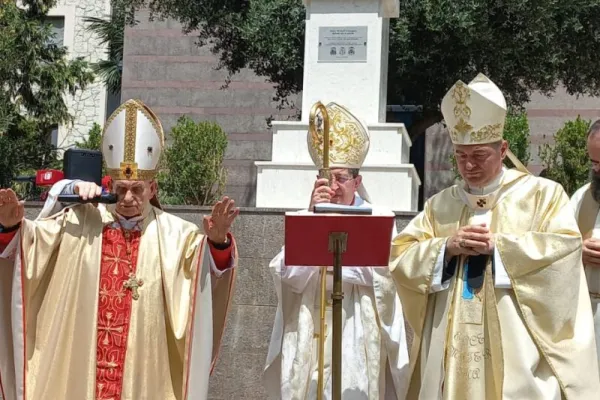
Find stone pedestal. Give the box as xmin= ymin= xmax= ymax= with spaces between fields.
xmin=255 ymin=0 xmax=421 ymax=212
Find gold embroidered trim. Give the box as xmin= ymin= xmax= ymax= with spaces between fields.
xmin=450 ymin=123 xmax=503 ymax=144
xmin=308 ymin=103 xmax=368 ymax=168
xmin=452 ymin=82 xmax=472 ymax=135
xmin=124 ymin=103 xmax=137 ymax=163
xmin=101 ymin=100 xmax=165 ymax=179
xmin=106 ymin=168 xmax=157 ymax=181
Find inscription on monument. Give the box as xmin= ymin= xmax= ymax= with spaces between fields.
xmin=318 ymin=26 xmax=368 ymax=63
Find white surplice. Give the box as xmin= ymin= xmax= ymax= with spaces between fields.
xmin=570 ymin=182 xmax=600 ymax=374
xmin=263 ymin=196 xmax=410 ymax=400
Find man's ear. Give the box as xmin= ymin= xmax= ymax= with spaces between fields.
xmin=355 ymin=175 xmax=362 ymax=188
xmin=500 ymin=140 xmax=509 ymax=159
xmin=150 ymin=180 xmax=158 ymax=196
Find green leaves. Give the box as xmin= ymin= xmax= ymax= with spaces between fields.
xmin=112 ymin=0 xmax=600 ymax=136
xmin=0 ymin=1 xmax=94 ymax=128
xmin=74 ymin=123 xmax=103 ymax=151
xmin=539 ymin=116 xmax=591 ymax=196
xmin=84 ymin=4 xmax=125 ymax=95
xmin=0 ymin=0 xmax=94 ymax=188
xmin=158 ymin=117 xmax=229 ymax=205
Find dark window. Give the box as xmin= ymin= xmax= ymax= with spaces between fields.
xmin=47 ymin=16 xmax=65 ymax=47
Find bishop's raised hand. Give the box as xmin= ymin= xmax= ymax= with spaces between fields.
xmin=0 ymin=188 xmax=25 ymax=229
xmin=309 ymin=177 xmax=335 ymax=211
xmin=203 ymin=196 xmax=239 ymax=244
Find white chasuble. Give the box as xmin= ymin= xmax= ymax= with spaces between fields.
xmin=570 ymin=182 xmax=600 ymax=375
xmin=263 ymin=200 xmax=410 ymax=400
xmin=0 ymin=203 xmax=236 ymax=400
xmin=390 ymin=169 xmax=599 ymax=400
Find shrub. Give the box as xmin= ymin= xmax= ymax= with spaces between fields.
xmin=158 ymin=116 xmax=228 ymax=205
xmin=539 ymin=116 xmax=590 ymax=196
xmin=74 ymin=123 xmax=103 ymax=151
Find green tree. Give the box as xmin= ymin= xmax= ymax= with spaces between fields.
xmin=0 ymin=0 xmax=95 ymax=187
xmin=158 ymin=117 xmax=228 ymax=205
xmin=84 ymin=1 xmax=125 ymax=95
xmin=74 ymin=122 xmax=103 ymax=150
xmin=114 ymin=0 xmax=600 ymax=136
xmin=450 ymin=109 xmax=531 ymax=178
xmin=539 ymin=116 xmax=590 ymax=196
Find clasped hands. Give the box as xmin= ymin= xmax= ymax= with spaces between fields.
xmin=583 ymin=238 xmax=600 ymax=268
xmin=445 ymin=224 xmax=495 ymax=260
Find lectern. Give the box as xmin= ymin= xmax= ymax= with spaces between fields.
xmin=284 ymin=208 xmax=395 ymax=399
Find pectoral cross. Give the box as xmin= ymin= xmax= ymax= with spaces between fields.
xmin=123 ymin=273 xmax=144 ymax=300
xmin=476 ymin=198 xmax=486 ymax=208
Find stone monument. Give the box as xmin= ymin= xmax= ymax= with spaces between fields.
xmin=255 ymin=0 xmax=420 ymax=211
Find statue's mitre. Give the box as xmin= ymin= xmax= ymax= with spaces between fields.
xmin=441 ymin=73 xmax=507 ymax=145
xmin=102 ymin=99 xmax=165 ymax=180
xmin=307 ymin=102 xmax=370 ymax=169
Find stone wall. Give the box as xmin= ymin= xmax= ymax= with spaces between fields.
xmin=23 ymin=204 xmax=417 ymax=399
xmin=50 ymin=0 xmax=110 ymax=148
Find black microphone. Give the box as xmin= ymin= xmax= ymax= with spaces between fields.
xmin=57 ymin=193 xmax=118 ymax=204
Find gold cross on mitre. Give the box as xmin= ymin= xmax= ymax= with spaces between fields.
xmin=441 ymin=73 xmax=505 ymax=146
xmin=102 ymin=99 xmax=165 ymax=182
xmin=123 ymin=273 xmax=144 ymax=300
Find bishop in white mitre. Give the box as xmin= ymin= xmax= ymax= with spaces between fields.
xmin=389 ymin=74 xmax=599 ymax=399
xmin=263 ymin=102 xmax=410 ymax=399
xmin=0 ymin=100 xmax=239 ymax=400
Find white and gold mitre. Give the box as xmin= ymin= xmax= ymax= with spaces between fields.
xmin=441 ymin=73 xmax=507 ymax=145
xmin=307 ymin=102 xmax=370 ymax=169
xmin=102 ymin=99 xmax=165 ymax=180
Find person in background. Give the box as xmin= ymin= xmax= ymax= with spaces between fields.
xmin=263 ymin=102 xmax=410 ymax=399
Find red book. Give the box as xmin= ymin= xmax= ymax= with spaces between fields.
xmin=284 ymin=211 xmax=395 ymax=267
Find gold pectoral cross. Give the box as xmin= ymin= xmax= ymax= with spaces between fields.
xmin=123 ymin=273 xmax=144 ymax=300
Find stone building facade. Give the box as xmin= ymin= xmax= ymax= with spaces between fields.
xmin=48 ymin=0 xmax=111 ymax=149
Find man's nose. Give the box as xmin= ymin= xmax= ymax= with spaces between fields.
xmin=123 ymin=190 xmax=134 ymax=202
xmin=465 ymin=161 xmax=475 ymax=170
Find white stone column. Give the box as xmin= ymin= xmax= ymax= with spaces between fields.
xmin=301 ymin=0 xmax=399 ymax=124
xmin=255 ymin=0 xmax=422 ymax=212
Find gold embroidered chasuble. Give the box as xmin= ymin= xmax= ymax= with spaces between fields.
xmin=0 ymin=203 xmax=236 ymax=400
xmin=389 ymin=169 xmax=599 ymax=399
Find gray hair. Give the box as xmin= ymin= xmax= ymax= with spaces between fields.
xmin=348 ymin=168 xmax=360 ymax=177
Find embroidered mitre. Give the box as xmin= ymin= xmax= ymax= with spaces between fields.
xmin=307 ymin=102 xmax=370 ymax=169
xmin=441 ymin=73 xmax=507 ymax=145
xmin=101 ymin=99 xmax=165 ymax=180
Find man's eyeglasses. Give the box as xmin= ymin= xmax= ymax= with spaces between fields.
xmin=332 ymin=175 xmax=354 ymax=184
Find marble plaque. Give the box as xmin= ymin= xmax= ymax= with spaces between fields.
xmin=318 ymin=26 xmax=368 ymax=63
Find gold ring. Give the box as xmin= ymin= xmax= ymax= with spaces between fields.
xmin=460 ymin=239 xmax=466 ymax=248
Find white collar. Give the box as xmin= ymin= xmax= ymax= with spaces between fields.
xmin=466 ymin=167 xmax=506 ymax=195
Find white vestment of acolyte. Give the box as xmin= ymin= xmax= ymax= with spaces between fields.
xmin=263 ymin=196 xmax=410 ymax=400
xmin=570 ymin=182 xmax=600 ymax=374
